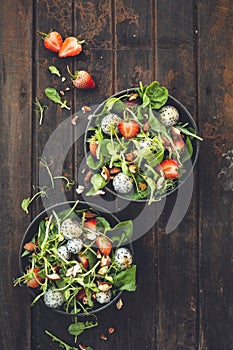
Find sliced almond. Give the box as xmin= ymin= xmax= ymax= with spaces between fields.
xmin=46 ymin=273 xmax=61 ymax=280
xmin=128 ymin=164 xmax=137 ymax=173
xmin=82 ymin=105 xmax=92 ymax=112
xmin=109 ymin=167 xmax=121 ymax=175
xmin=108 ymin=327 xmax=115 ymax=334
xmin=100 ymin=334 xmax=107 ymax=341
xmin=101 ymin=166 xmax=110 ymax=181
xmin=116 ymin=298 xmax=123 ymax=310
xmin=91 ymin=190 xmax=105 ymax=197
xmin=97 ymin=281 xmax=112 ymax=292
xmin=98 ymin=265 xmax=108 ymax=275
xmin=125 ymin=150 xmax=138 ymax=162
xmin=71 ymin=116 xmax=79 ymax=125
xmin=128 ymin=93 xmax=138 ymax=101
xmin=66 ymin=263 xmax=82 ymax=277
xmin=100 ymin=255 xmax=112 ymax=267
xmin=138 ymin=182 xmax=147 ymax=191
xmin=84 ymin=170 xmax=93 ymax=183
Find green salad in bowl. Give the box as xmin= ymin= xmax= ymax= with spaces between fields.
xmin=84 ymin=81 xmax=202 ymax=204
xmin=14 ymin=201 xmax=136 ymax=316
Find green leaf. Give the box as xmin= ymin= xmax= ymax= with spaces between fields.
xmin=68 ymin=322 xmax=86 ymax=336
xmin=86 ymin=153 xmax=103 ymax=170
xmin=49 ymin=65 xmax=61 ymax=77
xmin=113 ymin=265 xmax=137 ymax=291
xmin=21 ymin=198 xmax=30 ymax=214
xmin=107 ymin=220 xmax=133 ymax=242
xmin=90 ymin=173 xmax=107 ymax=191
xmin=96 ymin=216 xmax=111 ymax=231
xmin=181 ymin=136 xmax=193 ymax=163
xmin=45 ymin=87 xmax=70 ymax=110
xmin=144 ymin=81 xmax=168 ymax=109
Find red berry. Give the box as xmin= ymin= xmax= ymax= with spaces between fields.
xmin=27 ymin=268 xmax=44 ymax=288
xmin=58 ymin=37 xmax=84 ymax=58
xmin=84 ymin=219 xmax=97 ymax=232
xmin=118 ymin=120 xmax=140 ymax=139
xmin=157 ymin=159 xmax=179 ymax=179
xmin=40 ymin=31 xmax=63 ymax=53
xmin=96 ymin=236 xmax=112 ymax=256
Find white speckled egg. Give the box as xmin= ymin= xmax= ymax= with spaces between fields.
xmin=57 ymin=245 xmax=71 ymax=260
xmin=61 ymin=218 xmax=83 ymax=240
xmin=158 ymin=105 xmax=179 ymax=126
xmin=44 ymin=288 xmax=64 ymax=309
xmin=96 ymin=290 xmax=112 ymax=304
xmin=115 ymin=247 xmax=133 ymax=270
xmin=112 ymin=172 xmax=133 ymax=194
xmin=101 ymin=114 xmax=121 ymax=135
xmin=66 ymin=238 xmax=83 ymax=254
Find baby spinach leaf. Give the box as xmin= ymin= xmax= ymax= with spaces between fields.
xmin=49 ymin=65 xmax=61 ymax=77
xmin=86 ymin=153 xmax=103 ymax=170
xmin=45 ymin=87 xmax=70 ymax=110
xmin=91 ymin=173 xmax=107 ymax=191
xmin=113 ymin=265 xmax=137 ymax=291
xmin=107 ymin=220 xmax=133 ymax=242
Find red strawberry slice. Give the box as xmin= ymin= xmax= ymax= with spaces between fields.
xmin=77 ymin=254 xmax=89 ymax=269
xmin=58 ymin=37 xmax=84 ymax=58
xmin=23 ymin=241 xmax=36 ymax=251
xmin=27 ymin=268 xmax=44 ymax=288
xmin=118 ymin=120 xmax=140 ymax=139
xmin=157 ymin=159 xmax=179 ymax=179
xmin=96 ymin=236 xmax=112 ymax=256
xmin=39 ymin=31 xmax=63 ymax=53
xmin=84 ymin=219 xmax=97 ymax=232
xmin=89 ymin=140 xmax=98 ymax=158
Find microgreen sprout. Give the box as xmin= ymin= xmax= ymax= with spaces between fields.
xmin=21 ymin=186 xmax=49 ymax=214
xmin=34 ymin=97 xmax=48 ymax=126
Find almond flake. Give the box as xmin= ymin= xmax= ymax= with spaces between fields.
xmin=76 ymin=185 xmax=85 ymax=194
xmin=61 ymin=77 xmax=66 ymax=82
xmin=100 ymin=334 xmax=107 ymax=341
xmin=71 ymin=116 xmax=78 ymax=125
xmin=108 ymin=327 xmax=115 ymax=334
xmin=82 ymin=105 xmax=91 ymax=113
xmin=116 ymin=298 xmax=123 ymax=310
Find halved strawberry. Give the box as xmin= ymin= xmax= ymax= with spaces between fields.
xmin=157 ymin=159 xmax=179 ymax=179
xmin=27 ymin=268 xmax=44 ymax=288
xmin=39 ymin=31 xmax=63 ymax=53
xmin=89 ymin=138 xmax=98 ymax=158
xmin=76 ymin=288 xmax=86 ymax=300
xmin=118 ymin=120 xmax=140 ymax=139
xmin=77 ymin=254 xmax=89 ymax=269
xmin=84 ymin=219 xmax=97 ymax=232
xmin=58 ymin=37 xmax=84 ymax=58
xmin=23 ymin=241 xmax=36 ymax=251
xmin=96 ymin=236 xmax=112 ymax=256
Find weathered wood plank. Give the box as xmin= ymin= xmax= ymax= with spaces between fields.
xmin=198 ymin=1 xmax=233 ymax=349
xmin=156 ymin=1 xmax=198 ymax=349
xmin=0 ymin=1 xmax=33 ymax=349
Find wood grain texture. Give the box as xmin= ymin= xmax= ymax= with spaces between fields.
xmin=0 ymin=1 xmax=33 ymax=349
xmin=1 ymin=0 xmax=233 ymax=349
xmin=156 ymin=1 xmax=198 ymax=349
xmin=198 ymin=1 xmax=233 ymax=349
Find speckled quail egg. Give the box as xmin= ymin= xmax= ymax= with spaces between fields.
xmin=158 ymin=105 xmax=179 ymax=126
xmin=61 ymin=218 xmax=83 ymax=240
xmin=57 ymin=245 xmax=71 ymax=260
xmin=101 ymin=113 xmax=121 ymax=135
xmin=44 ymin=288 xmax=64 ymax=309
xmin=66 ymin=238 xmax=83 ymax=254
xmin=112 ymin=172 xmax=133 ymax=194
xmin=115 ymin=247 xmax=133 ymax=270
xmin=96 ymin=290 xmax=112 ymax=304
xmin=139 ymin=139 xmax=152 ymax=149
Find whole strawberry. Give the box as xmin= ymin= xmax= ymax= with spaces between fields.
xmin=67 ymin=67 xmax=96 ymax=89
xmin=39 ymin=30 xmax=63 ymax=53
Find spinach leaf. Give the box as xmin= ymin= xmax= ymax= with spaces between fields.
xmin=90 ymin=173 xmax=108 ymax=191
xmin=48 ymin=65 xmax=61 ymax=77
xmin=113 ymin=265 xmax=137 ymax=291
xmin=45 ymin=87 xmax=70 ymax=110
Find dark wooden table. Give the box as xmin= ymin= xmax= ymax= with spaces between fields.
xmin=1 ymin=1 xmax=233 ymax=349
